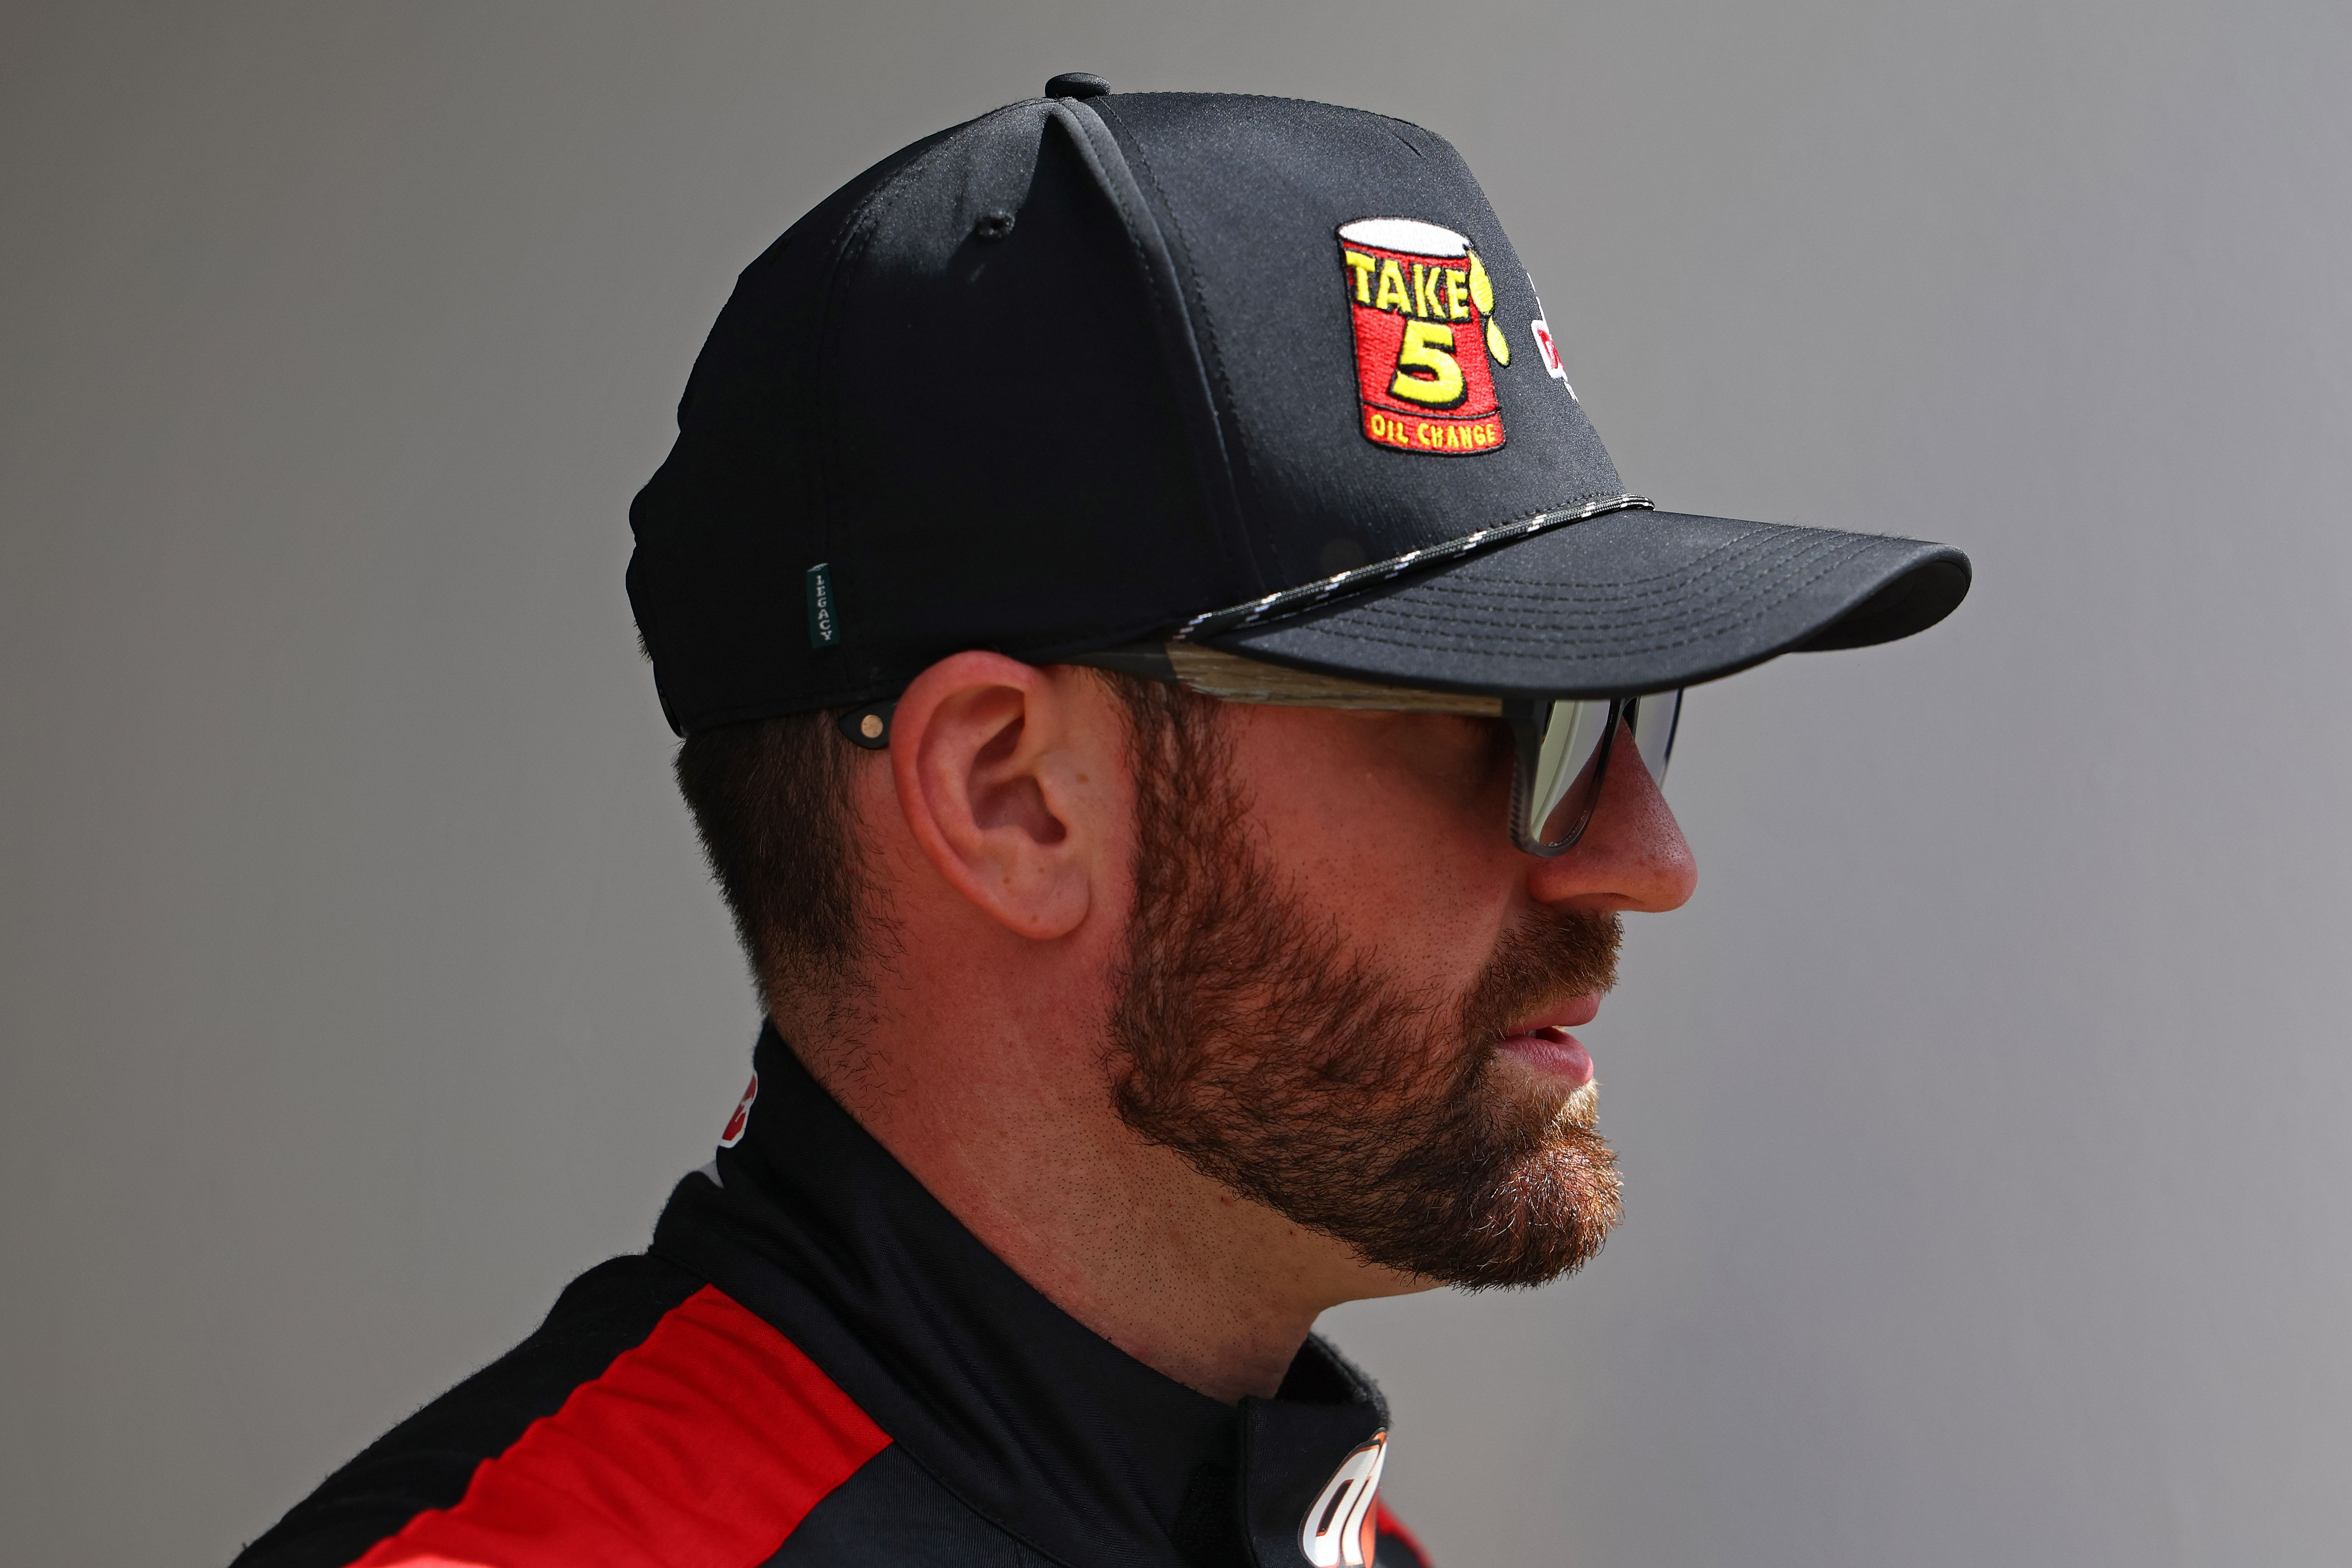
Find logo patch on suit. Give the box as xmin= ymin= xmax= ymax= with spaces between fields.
xmin=1300 ymin=1433 xmax=1388 ymax=1567
xmin=1337 ymin=218 xmax=1507 ymax=455
xmin=719 ymin=1072 xmax=759 ymax=1149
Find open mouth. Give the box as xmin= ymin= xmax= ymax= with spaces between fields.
xmin=1495 ymin=997 xmax=1602 ymax=1086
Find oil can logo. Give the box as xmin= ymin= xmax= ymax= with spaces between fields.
xmin=1299 ymin=1433 xmax=1388 ymax=1567
xmin=719 ymin=1072 xmax=759 ymax=1149
xmin=1338 ymin=219 xmax=1507 ymax=455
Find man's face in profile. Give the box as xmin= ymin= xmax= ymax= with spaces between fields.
xmin=1106 ymin=683 xmax=1642 ymax=1288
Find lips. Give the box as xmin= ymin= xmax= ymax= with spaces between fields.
xmin=1496 ymin=995 xmax=1602 ymax=1086
xmin=1509 ymin=995 xmax=1602 ymax=1035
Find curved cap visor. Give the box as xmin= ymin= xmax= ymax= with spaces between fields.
xmin=1206 ymin=510 xmax=1971 ymax=699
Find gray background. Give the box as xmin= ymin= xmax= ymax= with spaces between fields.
xmin=4 ymin=2 xmax=2348 ymax=1564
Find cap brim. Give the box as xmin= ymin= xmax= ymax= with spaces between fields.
xmin=1205 ymin=509 xmax=1971 ymax=699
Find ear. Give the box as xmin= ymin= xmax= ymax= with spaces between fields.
xmin=888 ymin=652 xmax=1116 ymax=941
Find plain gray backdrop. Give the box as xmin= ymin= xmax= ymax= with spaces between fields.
xmin=5 ymin=2 xmax=2349 ymax=1564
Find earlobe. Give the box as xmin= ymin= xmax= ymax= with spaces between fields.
xmin=889 ymin=653 xmax=1100 ymax=940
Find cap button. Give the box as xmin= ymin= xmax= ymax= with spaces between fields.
xmin=1045 ymin=71 xmax=1111 ymax=100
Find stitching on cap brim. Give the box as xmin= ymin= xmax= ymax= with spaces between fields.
xmin=1218 ymin=515 xmax=1950 ymax=694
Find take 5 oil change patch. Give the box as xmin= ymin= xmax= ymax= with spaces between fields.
xmin=1337 ymin=217 xmax=1510 ymax=455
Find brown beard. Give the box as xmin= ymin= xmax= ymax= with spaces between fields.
xmin=1105 ymin=679 xmax=1626 ymax=1288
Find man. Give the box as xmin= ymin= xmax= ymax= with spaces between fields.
xmin=235 ymin=74 xmax=1967 ymax=1568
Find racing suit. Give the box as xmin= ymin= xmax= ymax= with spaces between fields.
xmin=232 ymin=1024 xmax=1433 ymax=1568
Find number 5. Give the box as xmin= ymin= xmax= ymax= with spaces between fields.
xmin=1389 ymin=319 xmax=1466 ymax=407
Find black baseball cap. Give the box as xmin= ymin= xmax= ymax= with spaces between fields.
xmin=626 ymin=75 xmax=1968 ymax=735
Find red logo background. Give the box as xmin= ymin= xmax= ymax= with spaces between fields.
xmin=1337 ymin=219 xmax=1507 ymax=456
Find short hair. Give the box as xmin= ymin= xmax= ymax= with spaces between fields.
xmin=674 ymin=709 xmax=873 ymax=1016
xmin=673 ymin=672 xmax=1189 ymax=1018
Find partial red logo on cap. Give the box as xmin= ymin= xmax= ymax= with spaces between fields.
xmin=1529 ymin=287 xmax=1575 ymax=399
xmin=1337 ymin=219 xmax=1508 ymax=455
xmin=719 ymin=1072 xmax=758 ymax=1149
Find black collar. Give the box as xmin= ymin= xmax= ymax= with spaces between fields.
xmin=651 ymin=1025 xmax=1389 ymax=1568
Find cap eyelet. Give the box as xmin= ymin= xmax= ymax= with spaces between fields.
xmin=974 ymin=211 xmax=1015 ymax=243
xmin=839 ymin=702 xmax=895 ymax=749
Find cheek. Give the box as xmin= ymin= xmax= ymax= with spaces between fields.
xmin=1228 ymin=710 xmax=1519 ymax=970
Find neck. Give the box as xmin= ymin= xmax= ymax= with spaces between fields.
xmin=778 ymin=994 xmax=1412 ymax=1404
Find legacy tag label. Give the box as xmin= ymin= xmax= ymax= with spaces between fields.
xmin=805 ymin=562 xmax=840 ymax=648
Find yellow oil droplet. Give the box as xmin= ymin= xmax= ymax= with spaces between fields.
xmin=1486 ymin=316 xmax=1510 ymax=365
xmin=1467 ymin=251 xmax=1495 ymax=315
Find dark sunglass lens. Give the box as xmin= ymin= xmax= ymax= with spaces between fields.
xmin=1630 ymin=689 xmax=1682 ymax=785
xmin=1524 ymin=698 xmax=1617 ymax=847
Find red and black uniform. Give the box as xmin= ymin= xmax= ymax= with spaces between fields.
xmin=234 ymin=1025 xmax=1434 ymax=1568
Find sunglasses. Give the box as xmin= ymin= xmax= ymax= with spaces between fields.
xmin=1501 ymin=689 xmax=1680 ymax=856
xmin=843 ymin=643 xmax=1681 ymax=858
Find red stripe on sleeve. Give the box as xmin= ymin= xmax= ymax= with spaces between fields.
xmin=351 ymin=1285 xmax=891 ymax=1568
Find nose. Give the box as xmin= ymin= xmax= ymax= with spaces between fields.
xmin=1524 ymin=724 xmax=1698 ymax=913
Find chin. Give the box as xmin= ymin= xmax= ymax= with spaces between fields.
xmin=1555 ymin=1079 xmax=1600 ymax=1130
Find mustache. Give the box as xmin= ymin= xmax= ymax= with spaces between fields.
xmin=1459 ymin=907 xmax=1623 ymax=1049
